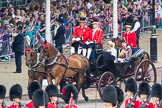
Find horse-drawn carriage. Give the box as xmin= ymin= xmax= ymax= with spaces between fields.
xmin=25 ymin=39 xmax=157 ymax=102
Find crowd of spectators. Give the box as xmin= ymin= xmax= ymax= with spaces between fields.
xmin=0 ymin=0 xmax=161 ymax=61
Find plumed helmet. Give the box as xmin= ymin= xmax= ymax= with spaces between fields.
xmin=102 ymin=85 xmax=117 ymax=107
xmin=151 ymin=83 xmax=162 ymax=99
xmin=32 ymin=89 xmax=49 ymax=108
xmin=0 ymin=85 xmax=6 ymax=99
xmin=61 ymin=84 xmax=78 ymax=104
xmin=9 ymin=84 xmax=22 ymax=101
xmin=45 ymin=84 xmax=58 ymax=97
xmin=125 ymin=78 xmax=137 ymax=94
xmin=27 ymin=81 xmax=41 ymax=99
xmin=115 ymin=86 xmax=124 ymax=106
xmin=138 ymin=82 xmax=151 ymax=96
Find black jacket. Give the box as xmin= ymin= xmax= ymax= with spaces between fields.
xmin=12 ymin=32 xmax=24 ymax=52
xmin=54 ymin=24 xmax=65 ymax=46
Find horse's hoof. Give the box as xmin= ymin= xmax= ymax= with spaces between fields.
xmin=84 ymin=96 xmax=89 ymax=102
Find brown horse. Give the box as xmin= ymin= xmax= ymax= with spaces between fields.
xmin=39 ymin=42 xmax=90 ymax=101
xmin=25 ymin=47 xmax=46 ymax=86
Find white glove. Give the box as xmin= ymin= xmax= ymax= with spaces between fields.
xmin=76 ymin=37 xmax=81 ymax=41
xmin=85 ymin=41 xmax=89 ymax=45
xmin=89 ymin=41 xmax=94 ymax=44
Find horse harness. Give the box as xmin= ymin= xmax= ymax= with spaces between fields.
xmin=45 ymin=52 xmax=85 ymax=78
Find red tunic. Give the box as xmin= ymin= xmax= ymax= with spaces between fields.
xmin=47 ymin=102 xmax=58 ymax=108
xmin=125 ymin=98 xmax=139 ymax=108
xmin=25 ymin=101 xmax=34 ymax=108
xmin=122 ymin=31 xmax=137 ymax=48
xmin=63 ymin=104 xmax=78 ymax=108
xmin=90 ymin=28 xmax=104 ymax=45
xmin=8 ymin=104 xmax=21 ymax=108
xmin=147 ymin=103 xmax=162 ymax=108
xmin=72 ymin=26 xmax=91 ymax=44
xmin=135 ymin=100 xmax=152 ymax=108
xmin=0 ymin=106 xmax=5 ymax=108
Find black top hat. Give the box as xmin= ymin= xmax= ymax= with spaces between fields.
xmin=45 ymin=84 xmax=58 ymax=97
xmin=92 ymin=18 xmax=99 ymax=24
xmin=79 ymin=17 xmax=86 ymax=22
xmin=151 ymin=83 xmax=162 ymax=99
xmin=128 ymin=8 xmax=133 ymax=13
xmin=27 ymin=81 xmax=41 ymax=100
xmin=102 ymin=85 xmax=117 ymax=107
xmin=0 ymin=85 xmax=6 ymax=99
xmin=9 ymin=84 xmax=22 ymax=101
xmin=125 ymin=78 xmax=137 ymax=94
xmin=32 ymin=89 xmax=49 ymax=108
xmin=56 ymin=15 xmax=64 ymax=23
xmin=115 ymin=86 xmax=124 ymax=106
xmin=61 ymin=84 xmax=78 ymax=104
xmin=138 ymin=82 xmax=150 ymax=96
xmin=17 ymin=24 xmax=23 ymax=31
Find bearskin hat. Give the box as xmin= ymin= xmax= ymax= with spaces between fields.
xmin=115 ymin=86 xmax=124 ymax=106
xmin=151 ymin=83 xmax=162 ymax=99
xmin=27 ymin=81 xmax=41 ymax=99
xmin=9 ymin=84 xmax=22 ymax=101
xmin=56 ymin=14 xmax=64 ymax=23
xmin=32 ymin=89 xmax=49 ymax=108
xmin=79 ymin=17 xmax=86 ymax=22
xmin=102 ymin=85 xmax=117 ymax=107
xmin=45 ymin=84 xmax=58 ymax=97
xmin=125 ymin=78 xmax=137 ymax=94
xmin=138 ymin=82 xmax=151 ymax=96
xmin=0 ymin=85 xmax=6 ymax=99
xmin=61 ymin=84 xmax=78 ymax=104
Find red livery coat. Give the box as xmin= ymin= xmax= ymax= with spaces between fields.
xmin=8 ymin=104 xmax=21 ymax=108
xmin=90 ymin=28 xmax=104 ymax=45
xmin=47 ymin=102 xmax=58 ymax=108
xmin=72 ymin=26 xmax=91 ymax=44
xmin=25 ymin=101 xmax=34 ymax=108
xmin=122 ymin=32 xmax=137 ymax=48
xmin=63 ymin=104 xmax=78 ymax=108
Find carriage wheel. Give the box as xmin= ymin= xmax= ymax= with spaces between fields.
xmin=135 ymin=60 xmax=157 ymax=86
xmin=98 ymin=72 xmax=117 ymax=99
xmin=96 ymin=54 xmax=105 ymax=74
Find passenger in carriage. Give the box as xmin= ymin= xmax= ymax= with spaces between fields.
xmin=71 ymin=15 xmax=91 ymax=55
xmin=85 ymin=18 xmax=104 ymax=59
xmin=106 ymin=40 xmax=117 ymax=61
xmin=148 ymin=83 xmax=162 ymax=108
xmin=124 ymin=78 xmax=137 ymax=108
xmin=122 ymin=23 xmax=137 ymax=48
xmin=118 ymin=40 xmax=132 ymax=62
xmin=102 ymin=85 xmax=118 ymax=108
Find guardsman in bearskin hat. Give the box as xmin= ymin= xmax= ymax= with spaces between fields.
xmin=71 ymin=14 xmax=91 ymax=55
xmin=8 ymin=84 xmax=24 ymax=108
xmin=102 ymin=85 xmax=118 ymax=108
xmin=115 ymin=86 xmax=124 ymax=108
xmin=0 ymin=85 xmax=7 ymax=108
xmin=148 ymin=83 xmax=162 ymax=108
xmin=135 ymin=81 xmax=151 ymax=108
xmin=45 ymin=84 xmax=63 ymax=108
xmin=124 ymin=77 xmax=137 ymax=108
xmin=85 ymin=18 xmax=104 ymax=59
xmin=61 ymin=84 xmax=78 ymax=108
xmin=26 ymin=81 xmax=41 ymax=108
xmin=32 ymin=89 xmax=49 ymax=108
xmin=122 ymin=23 xmax=137 ymax=48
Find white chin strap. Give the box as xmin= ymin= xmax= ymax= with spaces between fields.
xmin=87 ymin=48 xmax=92 ymax=59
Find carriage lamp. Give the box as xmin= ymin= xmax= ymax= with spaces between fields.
xmin=150 ymin=0 xmax=158 ymax=62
